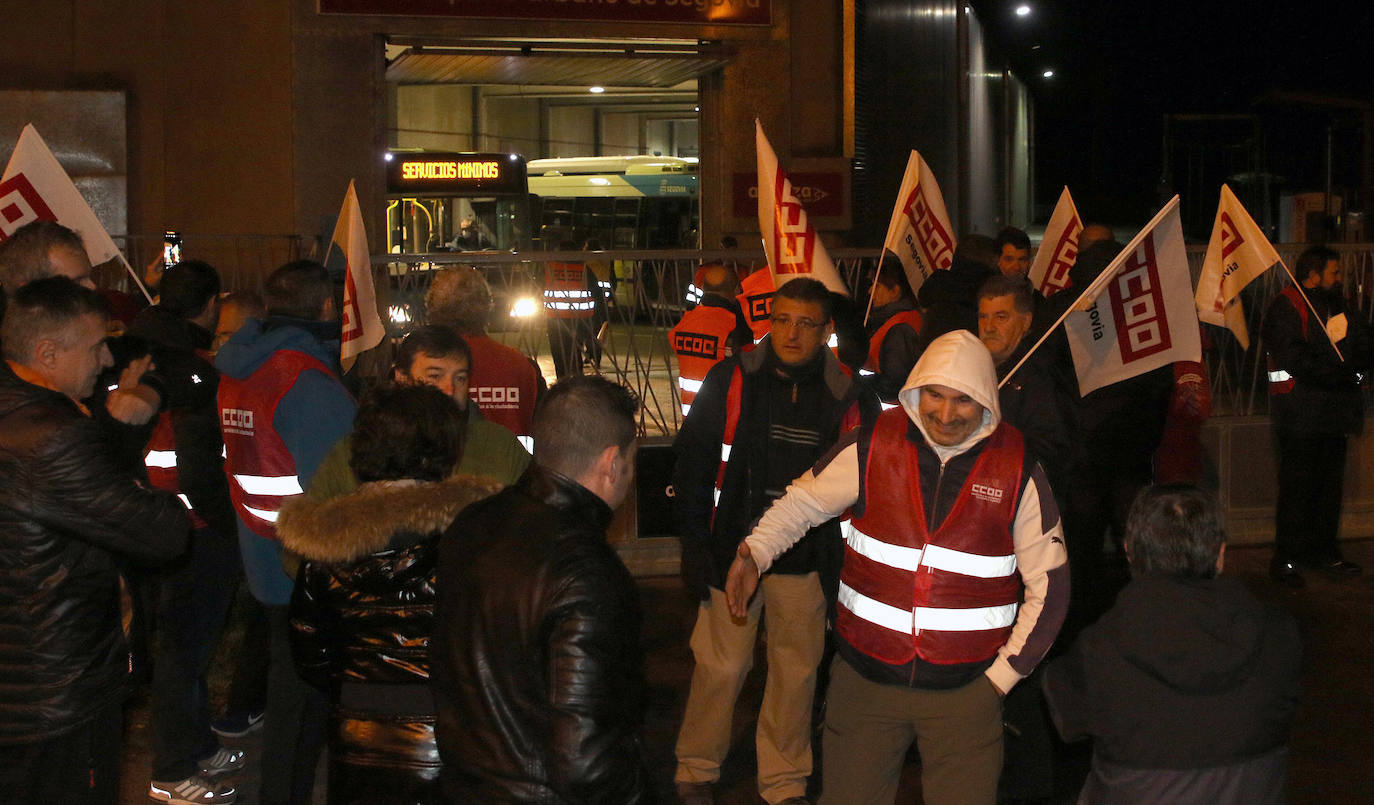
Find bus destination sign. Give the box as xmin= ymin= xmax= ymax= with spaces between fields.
xmin=386 ymin=153 xmax=528 ymax=196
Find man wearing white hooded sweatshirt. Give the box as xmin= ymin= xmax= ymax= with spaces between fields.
xmin=725 ymin=330 xmax=1069 ymax=805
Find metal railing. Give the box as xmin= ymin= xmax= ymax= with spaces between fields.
xmin=98 ymin=240 xmax=1374 ymax=431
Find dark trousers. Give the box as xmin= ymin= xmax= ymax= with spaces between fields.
xmin=0 ymin=699 xmax=123 ymax=805
xmin=261 ymin=605 xmax=330 ymax=805
xmin=1060 ymin=456 xmax=1150 ymax=636
xmin=152 ymin=524 xmax=239 ymax=780
xmin=546 ymin=317 xmax=598 ymax=379
xmin=1275 ymin=429 xmax=1348 ymax=565
xmin=222 ymin=588 xmax=271 ymax=720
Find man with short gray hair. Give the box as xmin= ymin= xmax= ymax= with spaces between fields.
xmin=0 ymin=277 xmax=188 ymax=803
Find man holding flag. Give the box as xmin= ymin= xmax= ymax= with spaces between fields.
xmin=1054 ymin=197 xmax=1197 ymax=629
xmin=1262 ymin=246 xmax=1369 ymax=587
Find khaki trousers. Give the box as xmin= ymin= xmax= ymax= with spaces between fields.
xmin=820 ymin=656 xmax=1003 ymax=805
xmin=675 ymin=572 xmax=827 ymax=803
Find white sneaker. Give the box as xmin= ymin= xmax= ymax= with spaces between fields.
xmin=197 ymin=747 xmax=246 ymax=778
xmin=149 ymin=775 xmax=237 ymax=804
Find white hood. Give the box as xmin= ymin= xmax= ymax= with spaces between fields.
xmin=897 ymin=330 xmax=1001 ymax=461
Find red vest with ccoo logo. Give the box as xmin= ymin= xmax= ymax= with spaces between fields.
xmin=143 ymin=413 xmax=206 ymax=529
xmin=218 ymin=350 xmax=332 ymax=538
xmin=670 ymin=305 xmax=739 ymax=417
xmin=864 ymin=310 xmax=924 ymax=373
xmin=466 ymin=333 xmax=541 ymax=441
xmin=736 ymin=268 xmax=775 ymax=343
xmin=544 ymin=261 xmax=596 ymax=319
xmin=838 ymin=409 xmax=1024 ymax=666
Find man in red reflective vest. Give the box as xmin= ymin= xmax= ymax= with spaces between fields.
xmin=1261 ymin=246 xmax=1370 ymax=588
xmin=669 ymin=263 xmax=751 ymax=418
xmin=862 ymin=258 xmax=923 ymax=405
xmin=216 ymin=260 xmax=356 ymax=805
xmin=544 ymin=242 xmax=600 ymax=379
xmin=736 ymin=265 xmax=776 ymax=344
xmin=725 ymin=330 xmax=1068 ymax=805
xmin=427 ymin=267 xmax=545 ymax=451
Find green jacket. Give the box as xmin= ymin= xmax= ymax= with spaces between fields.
xmin=307 ymin=407 xmax=531 ymax=503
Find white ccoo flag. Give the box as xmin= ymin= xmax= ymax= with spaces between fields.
xmin=1193 ymin=184 xmax=1280 ymax=349
xmin=881 ymin=150 xmax=956 ymax=296
xmin=1027 ymin=186 xmax=1082 ymax=297
xmin=1 ymin=124 xmax=136 ymax=283
xmin=755 ymin=120 xmax=848 ymax=295
xmin=325 ymin=180 xmax=385 ymax=371
xmin=1063 ymin=196 xmax=1201 ymax=396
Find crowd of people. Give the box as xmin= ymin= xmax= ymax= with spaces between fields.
xmin=0 ymin=216 xmax=1356 ymax=804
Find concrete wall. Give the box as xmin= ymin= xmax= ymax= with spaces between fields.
xmin=1206 ymin=416 xmax=1374 ymax=545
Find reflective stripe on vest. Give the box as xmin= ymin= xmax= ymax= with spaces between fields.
xmin=838 ymin=582 xmax=1018 ymax=634
xmin=145 ymin=450 xmax=177 ymax=469
xmin=1266 ymin=286 xmax=1308 ymax=396
xmin=837 ymin=408 xmax=1024 ymax=666
xmin=232 ymin=474 xmax=304 ymax=496
xmin=544 ymin=262 xmax=596 ymax=319
xmin=219 ymin=349 xmax=335 ymax=539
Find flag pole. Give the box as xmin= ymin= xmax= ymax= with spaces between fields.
xmin=118 ymin=253 xmax=154 ymax=304
xmin=997 ymin=299 xmax=1075 ymax=389
xmin=862 ymin=249 xmax=888 ymax=327
xmin=1276 ymin=258 xmax=1345 ymax=362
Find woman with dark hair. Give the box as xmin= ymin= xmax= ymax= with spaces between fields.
xmin=277 ymin=384 xmax=500 ymax=804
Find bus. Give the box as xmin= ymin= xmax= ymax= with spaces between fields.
xmin=383 ymin=151 xmax=699 ymax=253
xmin=383 ymin=151 xmax=699 ymax=325
xmin=526 ymin=155 xmax=698 ymax=250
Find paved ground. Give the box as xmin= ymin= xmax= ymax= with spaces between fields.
xmin=119 ymin=539 xmax=1374 ymax=804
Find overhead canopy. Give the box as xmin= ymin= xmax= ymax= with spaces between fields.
xmin=386 ymin=39 xmax=731 ymax=88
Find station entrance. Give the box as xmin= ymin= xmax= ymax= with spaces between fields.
xmin=384 ymin=38 xmax=726 ymax=252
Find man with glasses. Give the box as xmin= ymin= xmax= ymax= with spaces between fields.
xmin=673 ymin=278 xmax=876 ymax=805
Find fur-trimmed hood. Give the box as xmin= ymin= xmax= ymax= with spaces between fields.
xmin=277 ymin=475 xmax=502 ymax=563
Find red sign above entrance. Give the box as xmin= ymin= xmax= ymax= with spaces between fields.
xmin=319 ymin=0 xmax=771 ymax=26
xmin=732 ymin=170 xmax=847 ymax=221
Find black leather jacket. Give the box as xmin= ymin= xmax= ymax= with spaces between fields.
xmin=0 ymin=361 xmax=188 ymax=745
xmin=432 ymin=465 xmax=651 ymax=804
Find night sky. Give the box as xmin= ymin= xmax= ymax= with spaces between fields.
xmin=974 ymin=1 xmax=1374 ymax=232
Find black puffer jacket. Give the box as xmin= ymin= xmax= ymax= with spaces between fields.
xmin=280 ymin=475 xmax=500 ymax=802
xmin=0 ymin=361 xmax=188 ymax=745
xmin=432 ymin=465 xmax=651 ymax=804
xmin=282 ymin=475 xmax=500 ymax=689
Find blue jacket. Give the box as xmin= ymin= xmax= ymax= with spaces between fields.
xmin=214 ymin=317 xmax=356 ymax=605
